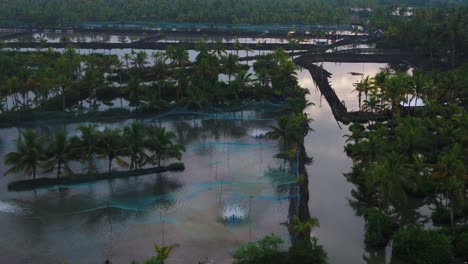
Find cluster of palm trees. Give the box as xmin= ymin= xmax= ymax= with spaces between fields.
xmin=4 ymin=122 xmax=185 ymax=181
xmin=0 ymin=41 xmax=303 ymax=118
xmin=353 ymin=65 xmax=467 ymax=116
xmin=369 ymin=7 xmax=467 ymax=68
xmin=345 ymin=69 xmax=467 ymax=248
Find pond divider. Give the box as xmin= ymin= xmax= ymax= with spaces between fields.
xmin=295 ymin=58 xmax=391 ymax=124
xmin=7 ymin=162 xmax=185 ymax=192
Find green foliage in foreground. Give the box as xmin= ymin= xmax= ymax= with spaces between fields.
xmin=131 ymin=243 xmax=179 ymax=264
xmin=232 ymin=234 xmax=327 ymax=264
xmin=393 ymin=226 xmax=453 ymax=264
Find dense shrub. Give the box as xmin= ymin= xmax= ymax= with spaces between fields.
xmin=232 ymin=234 xmax=328 ymax=264
xmin=364 ymin=208 xmax=397 ymax=248
xmin=393 ymin=225 xmax=453 ymax=264
xmin=288 ymin=238 xmax=328 ymax=264
xmin=233 ymin=234 xmax=285 ymax=264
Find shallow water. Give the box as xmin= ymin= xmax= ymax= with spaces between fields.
xmin=0 ymin=62 xmax=404 ymax=264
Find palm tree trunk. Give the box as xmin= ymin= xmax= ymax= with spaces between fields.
xmin=108 ymin=157 xmax=113 ymax=174
xmin=57 ymin=160 xmax=61 ymax=178
xmin=451 ymin=37 xmax=455 ymax=68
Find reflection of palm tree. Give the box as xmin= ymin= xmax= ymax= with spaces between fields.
xmin=4 ymin=129 xmax=46 ymax=181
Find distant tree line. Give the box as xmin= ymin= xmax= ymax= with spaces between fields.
xmin=0 ymin=0 xmax=465 ymax=27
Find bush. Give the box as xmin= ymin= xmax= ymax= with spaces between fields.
xmin=393 ymin=225 xmax=453 ymax=264
xmin=364 ymin=208 xmax=397 ymax=248
xmin=288 ymin=238 xmax=328 ymax=264
xmin=232 ymin=234 xmax=328 ymax=264
xmin=232 ymin=234 xmax=285 ymax=264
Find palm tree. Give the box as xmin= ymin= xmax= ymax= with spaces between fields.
xmin=97 ymin=128 xmax=127 ymax=174
xmin=4 ymin=130 xmax=46 ymax=180
xmin=231 ymin=70 xmax=252 ymax=98
xmin=153 ymin=243 xmax=179 ymax=264
xmin=166 ymin=46 xmax=189 ymax=68
xmin=410 ymin=69 xmax=425 ymax=108
xmin=69 ymin=124 xmax=100 ymax=174
xmin=123 ymin=53 xmax=132 ymax=71
xmin=443 ymin=9 xmax=463 ymax=67
xmin=133 ymin=51 xmax=148 ymax=79
xmin=221 ymin=54 xmax=240 ymax=82
xmin=112 ymin=57 xmax=125 ymax=108
xmin=43 ymin=131 xmax=71 ymax=178
xmin=124 ymin=122 xmax=148 ymax=170
xmin=366 ymin=152 xmax=411 ymax=210
xmin=353 ymin=80 xmax=364 ymax=110
xmin=146 ymin=127 xmax=185 ymax=166
xmin=233 ymin=39 xmax=243 ymax=57
xmin=267 ymin=114 xmax=312 ymax=150
xmin=432 ymin=143 xmax=466 ymax=227
xmin=212 ymin=40 xmax=226 ymax=58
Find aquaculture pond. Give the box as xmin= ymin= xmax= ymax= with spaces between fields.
xmin=0 ymin=62 xmax=404 ymax=264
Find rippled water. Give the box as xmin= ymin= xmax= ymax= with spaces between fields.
xmin=0 ymin=62 xmax=402 ymax=264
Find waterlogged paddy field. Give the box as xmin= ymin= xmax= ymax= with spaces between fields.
xmin=0 ymin=63 xmax=403 ymax=264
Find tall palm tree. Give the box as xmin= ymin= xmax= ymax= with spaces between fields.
xmin=124 ymin=122 xmax=148 ymax=170
xmin=432 ymin=143 xmax=466 ymax=227
xmin=168 ymin=46 xmax=189 ymax=68
xmin=353 ymin=80 xmax=364 ymax=110
xmin=221 ymin=54 xmax=240 ymax=82
xmin=146 ymin=127 xmax=185 ymax=166
xmin=381 ymin=74 xmax=408 ymax=118
xmin=366 ymin=152 xmax=411 ymax=210
xmin=4 ymin=130 xmax=46 ymax=181
xmin=267 ymin=114 xmax=312 ymax=150
xmin=132 ymin=51 xmax=148 ymax=79
xmin=69 ymin=124 xmax=100 ymax=174
xmin=97 ymin=128 xmax=127 ymax=174
xmin=43 ymin=131 xmax=71 ymax=178
xmin=123 ymin=53 xmax=132 ymax=71
xmin=212 ymin=40 xmax=226 ymax=58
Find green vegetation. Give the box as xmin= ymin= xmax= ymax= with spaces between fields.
xmin=232 ymin=234 xmax=327 ymax=264
xmin=3 ymin=122 xmax=185 ymax=186
xmin=131 ymin=243 xmax=179 ymax=264
xmin=345 ymin=62 xmax=467 ymax=263
xmin=0 ymin=46 xmax=299 ymax=123
xmin=1 ymin=0 xmax=463 ymax=27
xmin=393 ymin=226 xmax=453 ymax=264
xmin=368 ymin=7 xmax=468 ymax=67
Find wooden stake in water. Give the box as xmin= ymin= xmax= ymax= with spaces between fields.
xmin=219 ymin=180 xmax=223 ymax=203
xmin=160 ymin=210 xmax=165 ymax=246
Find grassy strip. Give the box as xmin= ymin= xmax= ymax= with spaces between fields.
xmin=7 ymin=162 xmax=185 ymax=192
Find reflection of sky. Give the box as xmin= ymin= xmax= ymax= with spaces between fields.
xmin=298 ymin=63 xmax=400 ymax=264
